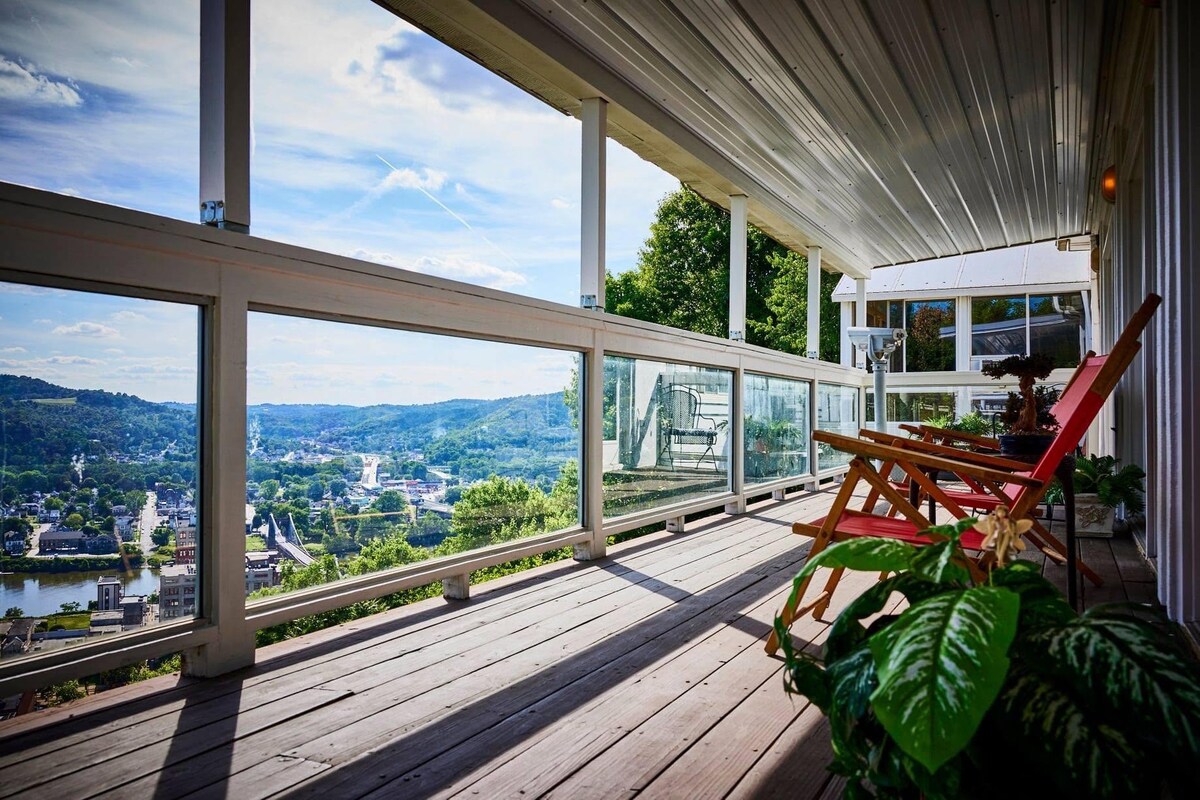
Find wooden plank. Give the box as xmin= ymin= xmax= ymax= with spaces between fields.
xmin=0 ymin=502 xmax=804 ymax=770
xmin=8 ymin=687 xmax=353 ymax=800
xmin=1078 ymin=539 xmax=1129 ymax=608
xmin=1108 ymin=536 xmax=1157 ymax=585
xmin=177 ymin=756 xmax=331 ymax=800
xmin=723 ymin=704 xmax=835 ymax=800
xmin=89 ymin=531 xmax=816 ymax=799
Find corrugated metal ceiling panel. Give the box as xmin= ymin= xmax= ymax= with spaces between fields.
xmin=388 ymin=0 xmax=1110 ymax=274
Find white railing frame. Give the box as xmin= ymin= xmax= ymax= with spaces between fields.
xmin=0 ymin=184 xmax=862 ymax=695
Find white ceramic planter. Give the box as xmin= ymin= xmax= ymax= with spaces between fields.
xmin=1046 ymin=494 xmax=1117 ymax=536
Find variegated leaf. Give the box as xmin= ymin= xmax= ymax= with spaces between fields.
xmin=868 ymin=586 xmax=1019 ymax=772
xmin=909 ymin=539 xmax=969 ymax=584
xmin=1023 ymin=606 xmax=1200 ymax=765
xmin=795 ymin=537 xmax=917 ymax=583
xmin=988 ymin=666 xmax=1151 ymax=797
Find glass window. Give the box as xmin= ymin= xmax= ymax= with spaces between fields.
xmin=0 ymin=282 xmax=201 ymax=660
xmin=1029 ymin=292 xmax=1086 ymax=368
xmin=602 ymin=357 xmax=731 ymax=518
xmin=744 ymin=374 xmax=810 ymax=484
xmin=866 ymin=390 xmax=957 ymax=435
xmin=816 ymin=384 xmax=859 ymax=470
xmin=244 ymin=313 xmax=580 ymax=601
xmin=971 ymin=295 xmax=1027 ymax=367
xmin=904 ymin=299 xmax=956 ymax=372
xmin=0 ymin=3 xmax=199 ymax=220
xmin=865 ymin=300 xmax=903 ymax=372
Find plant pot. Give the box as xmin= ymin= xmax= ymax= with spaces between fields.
xmin=998 ymin=433 xmax=1054 ymax=459
xmin=1073 ymin=493 xmax=1117 ymax=537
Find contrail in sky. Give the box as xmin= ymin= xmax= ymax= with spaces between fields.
xmin=376 ymin=155 xmax=521 ymax=270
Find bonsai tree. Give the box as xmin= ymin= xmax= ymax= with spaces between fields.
xmin=774 ymin=515 xmax=1200 ymax=799
xmin=981 ymin=353 xmax=1057 ymax=434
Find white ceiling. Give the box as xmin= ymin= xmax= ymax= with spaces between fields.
xmin=385 ymin=0 xmax=1110 ymax=277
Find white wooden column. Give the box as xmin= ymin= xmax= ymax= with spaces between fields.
xmin=807 ymin=246 xmax=822 ymax=359
xmin=199 ymin=0 xmax=250 ymax=233
xmin=725 ymin=367 xmax=746 ymax=514
xmin=184 ymin=274 xmax=255 ymax=676
xmin=728 ymin=195 xmax=747 ymax=341
xmin=854 ymin=277 xmax=867 ymax=368
xmin=576 ymin=340 xmax=606 ymax=560
xmin=580 ymin=98 xmax=607 ymax=311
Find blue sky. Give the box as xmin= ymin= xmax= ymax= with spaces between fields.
xmin=0 ymin=0 xmax=677 ymax=405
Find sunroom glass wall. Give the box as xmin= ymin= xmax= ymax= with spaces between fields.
xmin=743 ymin=374 xmax=810 ymax=484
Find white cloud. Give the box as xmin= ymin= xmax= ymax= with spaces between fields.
xmin=0 ymin=355 xmax=101 ymax=368
xmin=550 ymin=198 xmax=572 ymax=210
xmin=0 ymin=56 xmax=82 ymax=107
xmin=104 ymin=348 xmax=124 ymax=355
xmin=0 ymin=347 xmax=22 ymax=353
xmin=381 ymin=166 xmax=446 ymax=192
xmin=51 ymin=321 xmax=119 ymax=338
xmin=33 ymin=319 xmax=53 ymax=325
xmin=349 ymin=248 xmax=526 ymax=290
xmin=110 ymin=310 xmax=148 ymax=322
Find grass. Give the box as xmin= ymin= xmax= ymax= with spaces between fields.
xmin=29 ymin=397 xmax=77 ymax=406
xmin=42 ymin=612 xmax=91 ymax=631
xmin=245 ymin=534 xmax=268 ymax=551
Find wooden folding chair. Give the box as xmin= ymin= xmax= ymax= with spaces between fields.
xmin=766 ymin=293 xmax=1160 ymax=655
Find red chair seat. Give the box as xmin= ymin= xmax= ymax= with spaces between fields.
xmin=808 ymin=509 xmax=988 ymax=551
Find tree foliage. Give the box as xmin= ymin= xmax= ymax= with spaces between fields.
xmin=606 ymin=185 xmax=840 ymax=360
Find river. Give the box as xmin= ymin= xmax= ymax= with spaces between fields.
xmin=0 ymin=568 xmax=159 ymax=617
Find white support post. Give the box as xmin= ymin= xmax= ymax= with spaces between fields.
xmin=199 ymin=0 xmax=250 ymax=233
xmin=728 ymin=195 xmax=748 ymax=341
xmin=807 ymin=246 xmax=822 ymax=359
xmin=184 ymin=275 xmax=254 ymax=677
xmin=442 ymin=574 xmax=470 ymax=601
xmin=576 ymin=340 xmax=606 ymax=560
xmin=580 ymin=98 xmax=607 ymax=311
xmin=725 ymin=367 xmax=746 ymax=514
xmin=855 ymin=278 xmax=867 ymax=369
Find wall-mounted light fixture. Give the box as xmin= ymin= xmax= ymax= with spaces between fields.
xmin=1101 ymin=165 xmax=1117 ymax=204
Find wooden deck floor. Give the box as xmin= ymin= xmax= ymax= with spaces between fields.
xmin=0 ymin=487 xmax=1159 ymax=800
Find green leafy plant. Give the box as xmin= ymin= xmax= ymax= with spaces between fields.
xmin=1044 ymin=455 xmax=1146 ymax=513
xmin=774 ymin=519 xmax=1200 ymax=799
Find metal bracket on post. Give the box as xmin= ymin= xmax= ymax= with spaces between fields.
xmin=200 ymin=200 xmax=249 ymax=233
xmin=580 ymin=294 xmax=603 ymax=311
xmin=729 ymin=330 xmax=745 ymax=342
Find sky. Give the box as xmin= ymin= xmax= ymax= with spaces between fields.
xmin=0 ymin=0 xmax=677 ymax=405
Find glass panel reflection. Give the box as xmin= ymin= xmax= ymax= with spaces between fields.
xmin=602 ymin=357 xmax=731 ymax=518
xmin=971 ymin=295 xmax=1027 ymax=367
xmin=1029 ymin=292 xmax=1086 ymax=368
xmin=816 ymin=384 xmax=858 ymax=470
xmin=744 ymin=374 xmax=810 ymax=484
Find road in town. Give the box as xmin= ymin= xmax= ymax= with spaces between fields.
xmin=26 ymin=523 xmax=49 ymax=557
xmin=139 ymin=490 xmax=159 ymax=552
xmin=361 ymin=456 xmax=380 ymax=488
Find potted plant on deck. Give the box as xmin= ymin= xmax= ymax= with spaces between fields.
xmin=773 ymin=514 xmax=1200 ymax=799
xmin=1046 ymin=454 xmax=1146 ymax=536
xmin=980 ymin=354 xmax=1059 ymax=457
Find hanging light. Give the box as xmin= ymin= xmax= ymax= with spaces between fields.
xmin=1101 ymin=165 xmax=1117 ymax=204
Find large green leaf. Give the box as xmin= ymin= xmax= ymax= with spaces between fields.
xmin=1022 ymin=606 xmax=1200 ymax=776
xmin=984 ymin=666 xmax=1151 ymax=798
xmin=868 ymin=586 xmax=1020 ymax=772
xmin=990 ymin=560 xmax=1077 ymax=628
xmin=795 ymin=537 xmax=918 ymax=583
xmin=908 ymin=539 xmax=970 ymax=584
xmin=826 ymin=573 xmax=948 ymax=661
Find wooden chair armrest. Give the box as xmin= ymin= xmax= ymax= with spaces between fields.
xmin=814 ymin=431 xmax=1041 ymax=487
xmin=901 ymin=423 xmax=1001 ymax=450
xmin=857 ymin=429 xmax=1033 ymax=472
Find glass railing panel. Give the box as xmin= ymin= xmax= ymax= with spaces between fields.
xmin=0 ymin=3 xmax=199 ymax=220
xmin=816 ymin=383 xmax=859 ymax=470
xmin=866 ymin=389 xmax=958 ymax=436
xmin=0 ymin=282 xmax=201 ymax=662
xmin=602 ymin=356 xmax=731 ymax=518
xmin=244 ymin=312 xmax=580 ymax=603
xmin=744 ymin=373 xmax=810 ymax=485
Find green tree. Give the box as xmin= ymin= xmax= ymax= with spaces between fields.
xmin=4 ymin=607 xmax=23 ymax=618
xmin=58 ymin=601 xmax=82 ymax=613
xmin=329 ymin=478 xmax=348 ymax=498
xmin=17 ymin=471 xmax=47 ymax=493
xmin=373 ymin=490 xmax=408 ymax=515
xmin=258 ymin=479 xmax=279 ymax=502
xmin=306 ymin=480 xmax=326 ymax=502
xmin=607 ymin=186 xmax=779 ymax=342
xmin=43 ymin=496 xmax=64 ymax=511
xmin=2 ymin=517 xmax=32 ymax=536
xmin=749 ymin=250 xmax=842 ymax=360
xmin=63 ymin=512 xmax=84 ymax=530
xmin=448 ymin=476 xmax=550 ymax=548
